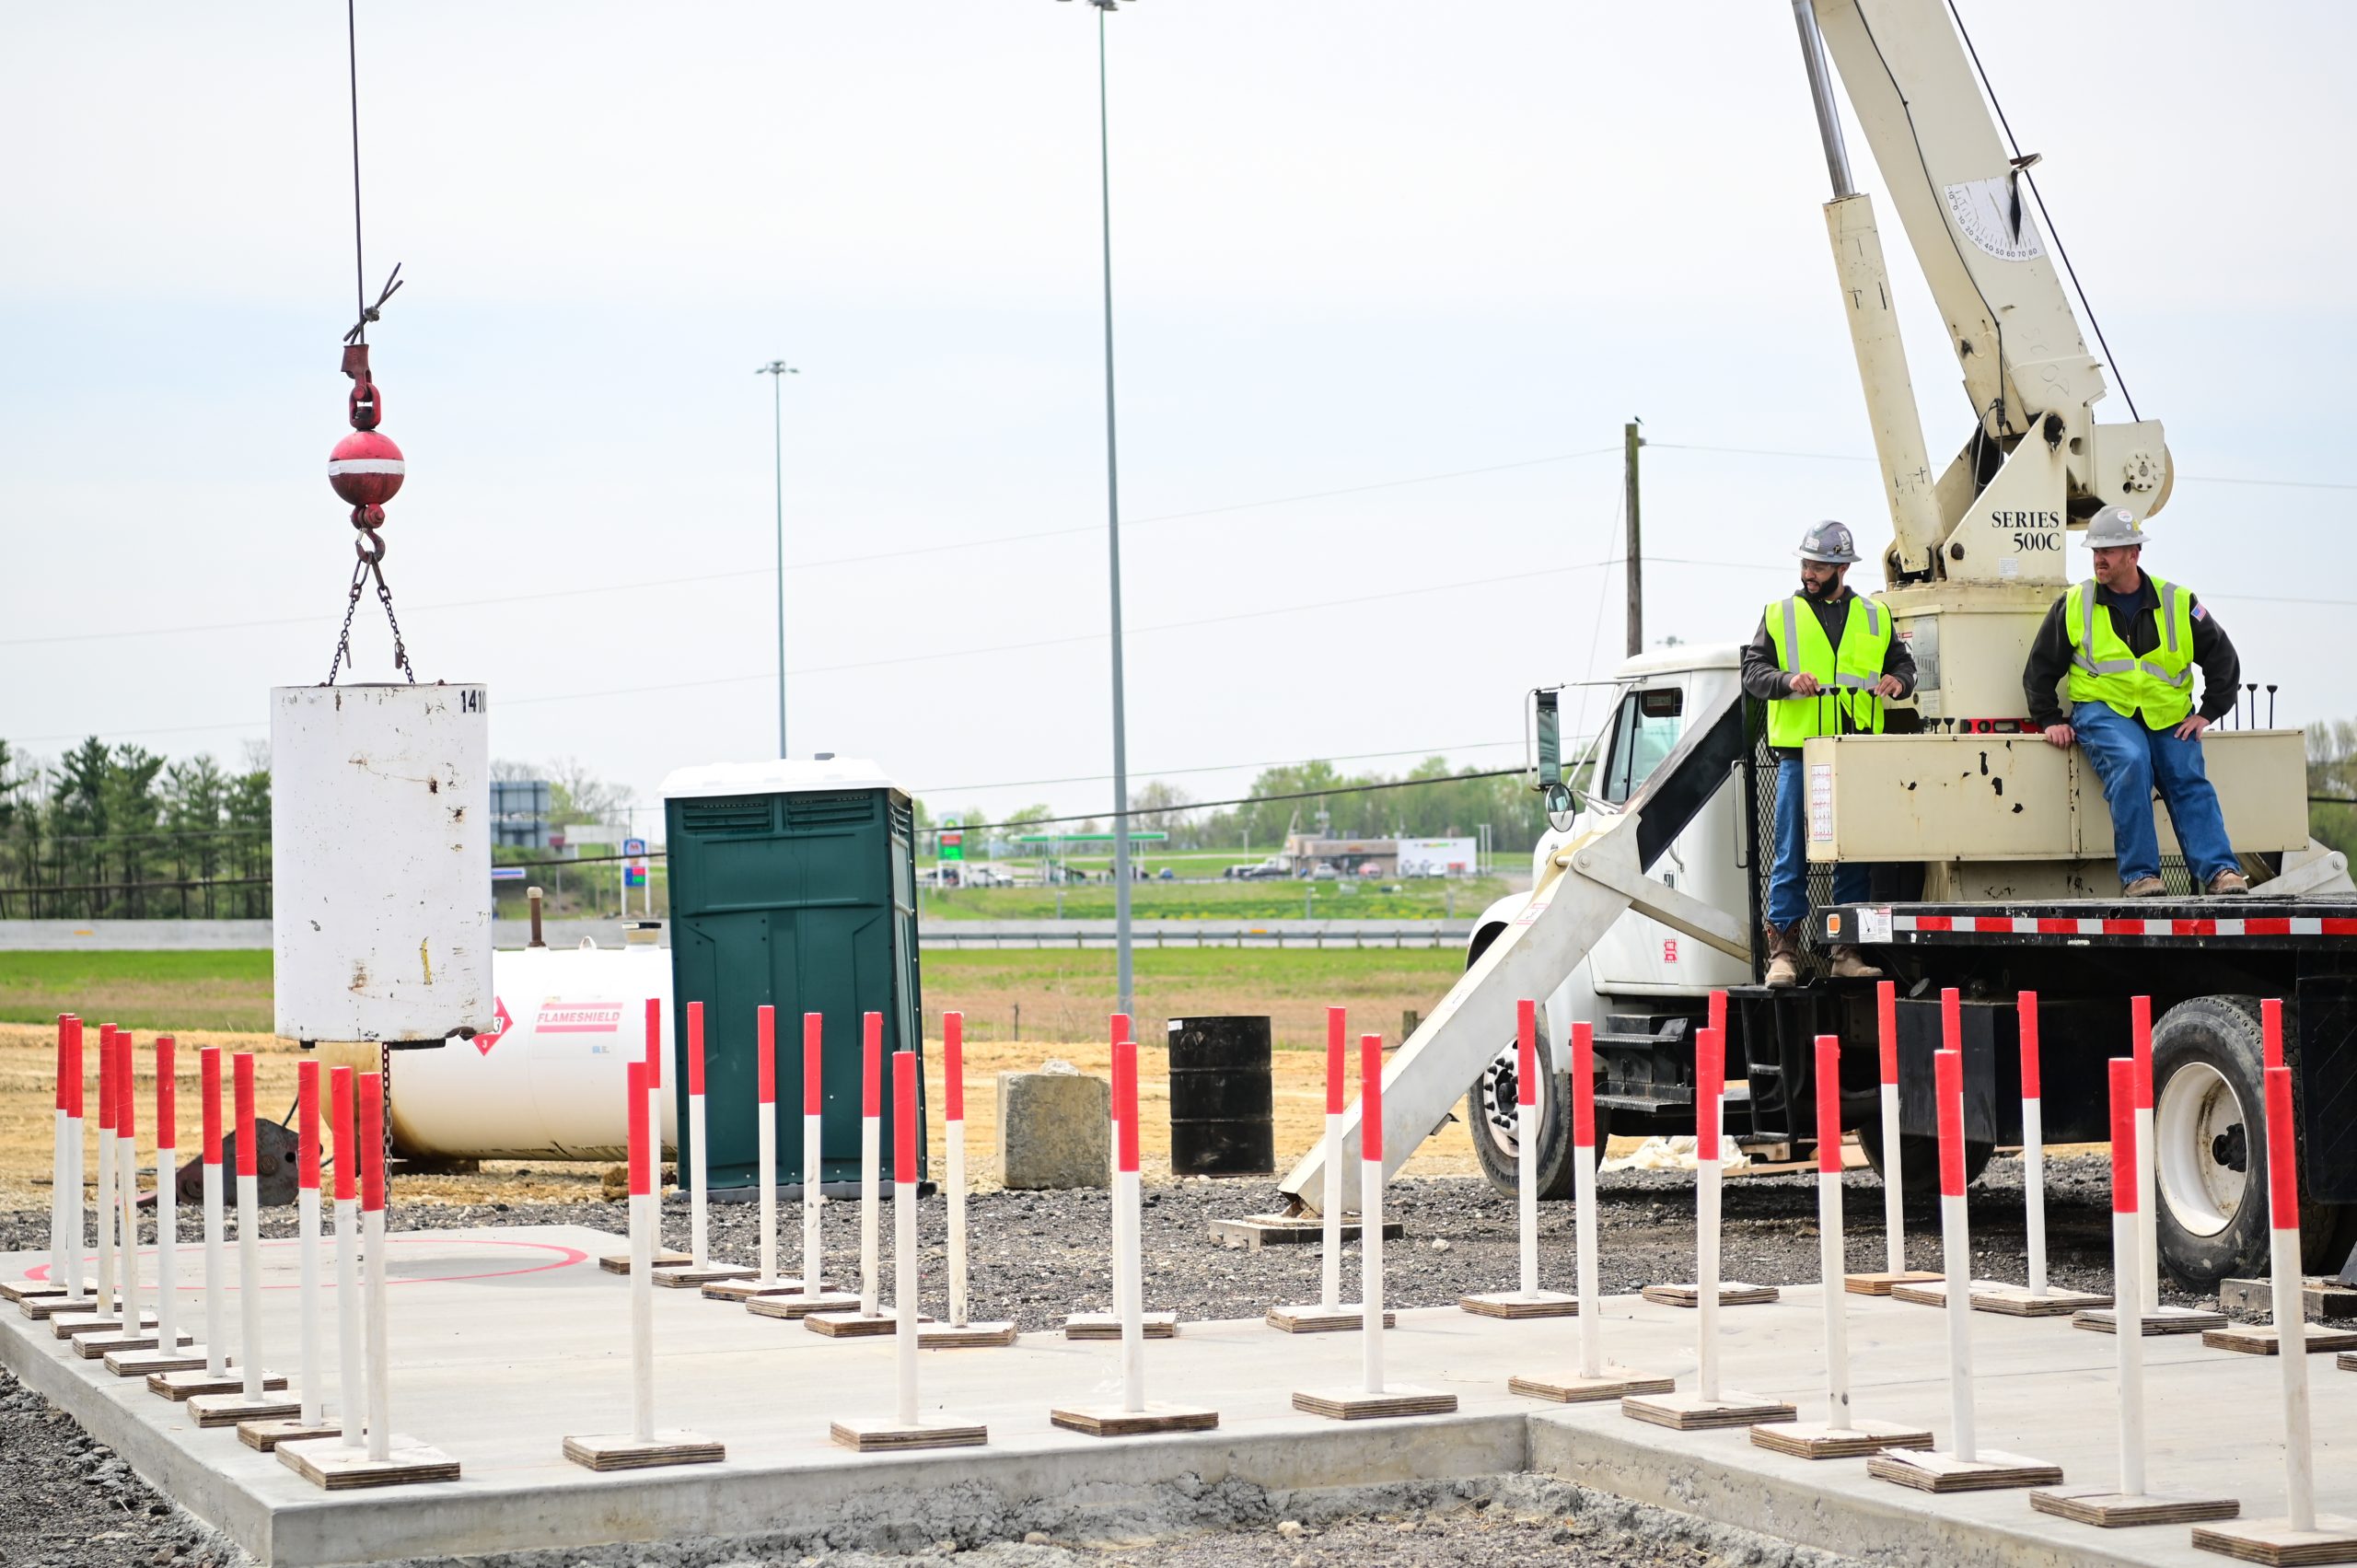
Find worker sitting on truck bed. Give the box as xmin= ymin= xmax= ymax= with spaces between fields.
xmin=2023 ymin=505 xmax=2247 ymax=898
xmin=1742 ymin=520 xmax=1915 ymax=988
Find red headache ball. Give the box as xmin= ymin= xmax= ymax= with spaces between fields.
xmin=329 ymin=428 xmax=405 ymax=509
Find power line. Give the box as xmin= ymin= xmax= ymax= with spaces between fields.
xmin=914 ymin=738 xmax=1528 ymax=795
xmin=0 ymin=446 xmax=1622 ymax=651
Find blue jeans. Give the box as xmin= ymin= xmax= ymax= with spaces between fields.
xmin=2072 ymin=700 xmax=2237 ymax=888
xmin=1769 ymin=755 xmax=1870 ymax=930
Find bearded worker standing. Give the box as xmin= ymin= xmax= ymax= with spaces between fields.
xmin=2021 ymin=505 xmax=2247 ymax=897
xmin=1740 ymin=521 xmax=1914 ymax=988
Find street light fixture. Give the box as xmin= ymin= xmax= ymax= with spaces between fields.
xmin=1056 ymin=0 xmax=1139 ymax=1016
xmin=755 ymin=359 xmax=799 ymax=759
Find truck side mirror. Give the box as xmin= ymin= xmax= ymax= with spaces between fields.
xmin=1533 ymin=688 xmax=1573 ymax=816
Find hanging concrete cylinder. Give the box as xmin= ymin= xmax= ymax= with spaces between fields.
xmin=272 ymin=683 xmax=495 ymax=1045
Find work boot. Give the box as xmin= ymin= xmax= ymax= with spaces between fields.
xmin=2207 ymin=868 xmax=2251 ymax=896
xmin=2123 ymin=876 xmax=2165 ymax=898
xmin=1828 ymin=946 xmax=1884 ymax=981
xmin=1763 ymin=923 xmax=1801 ymax=989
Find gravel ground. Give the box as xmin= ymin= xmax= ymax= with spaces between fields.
xmin=0 ymin=1154 xmax=2239 ymax=1567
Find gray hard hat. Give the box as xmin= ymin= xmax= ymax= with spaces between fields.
xmin=2083 ymin=505 xmax=2149 ymax=551
xmin=1794 ymin=520 xmax=1861 ymax=564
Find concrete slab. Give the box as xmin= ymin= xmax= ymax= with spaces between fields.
xmin=6 ymin=1225 xmax=2354 ymax=1568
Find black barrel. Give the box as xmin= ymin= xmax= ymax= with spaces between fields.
xmin=1166 ymin=1016 xmax=1275 ymax=1176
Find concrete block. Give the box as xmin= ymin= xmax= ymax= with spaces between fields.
xmin=996 ymin=1066 xmax=1109 ymax=1190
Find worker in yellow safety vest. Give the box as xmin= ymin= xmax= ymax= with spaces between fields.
xmin=2021 ymin=505 xmax=2247 ymax=897
xmin=1739 ymin=521 xmax=1915 ymax=987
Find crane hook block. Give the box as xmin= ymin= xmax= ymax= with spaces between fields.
xmin=331 ymin=342 xmax=403 ymax=517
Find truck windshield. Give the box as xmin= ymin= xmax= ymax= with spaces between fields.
xmin=1597 ymin=687 xmax=1685 ymax=805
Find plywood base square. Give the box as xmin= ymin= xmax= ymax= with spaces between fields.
xmin=917 ymin=1320 xmax=1019 ymax=1348
xmin=278 ymin=1435 xmax=461 ymax=1490
xmin=1640 ymin=1282 xmax=1778 ymax=1309
xmin=1291 ymin=1384 xmax=1457 ymax=1421
xmin=702 ymin=1275 xmax=824 ymax=1303
xmin=1508 ymin=1366 xmax=1677 ymax=1403
xmin=598 ymin=1249 xmax=691 ymax=1275
xmin=562 ymin=1431 xmax=726 ymax=1470
xmin=805 ymin=1309 xmax=927 ymax=1338
xmin=238 ymin=1416 xmax=343 ymax=1452
xmin=1065 ymin=1311 xmax=1178 ymax=1340
xmin=2192 ymin=1515 xmax=2357 ymax=1564
xmin=745 ymin=1291 xmax=861 ymax=1320
xmin=0 ymin=1280 xmax=67 ymax=1303
xmin=51 ymin=1308 xmax=157 ymax=1340
xmin=2073 ymin=1305 xmax=2229 ymax=1336
xmin=1048 ymin=1401 xmax=1219 ymax=1437
xmin=148 ymin=1365 xmax=283 ymax=1401
xmin=1266 ymin=1304 xmax=1394 ymax=1334
xmin=830 ymin=1417 xmax=988 ymax=1452
xmin=189 ymin=1388 xmax=304 ymax=1427
xmin=104 ymin=1344 xmax=212 ymax=1377
xmin=1843 ymin=1270 xmax=1943 ymax=1296
xmin=1750 ymin=1418 xmax=1935 ymax=1459
xmin=1622 ymin=1389 xmax=1797 ymax=1431
xmin=1970 ymin=1283 xmax=2114 ymax=1317
xmin=1888 ymin=1277 xmax=2015 ymax=1307
xmin=2340 ymin=1353 xmax=2357 ymax=1373
xmin=651 ymin=1263 xmax=756 ymax=1288
xmin=1209 ymin=1214 xmax=1401 ymax=1250
xmin=21 ymin=1293 xmax=110 ymax=1320
xmin=2204 ymin=1324 xmax=2357 ymax=1356
xmin=75 ymin=1328 xmax=193 ymax=1360
xmin=1459 ymin=1290 xmax=1579 ymax=1319
xmin=1867 ymin=1447 xmax=2062 ymax=1492
xmin=2030 ymin=1486 xmax=2242 ymax=1527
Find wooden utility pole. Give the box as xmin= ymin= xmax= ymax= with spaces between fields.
xmin=1623 ymin=419 xmax=1644 ymax=657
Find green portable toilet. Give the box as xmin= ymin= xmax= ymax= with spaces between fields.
xmin=661 ymin=758 xmax=923 ymax=1192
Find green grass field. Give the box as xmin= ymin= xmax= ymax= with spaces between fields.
xmin=0 ymin=946 xmax=1466 ymax=1051
xmin=918 ymin=875 xmax=1504 ymax=923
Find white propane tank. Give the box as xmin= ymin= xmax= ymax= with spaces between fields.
xmin=384 ymin=936 xmax=677 ymax=1161
xmin=272 ymin=683 xmax=495 ymax=1043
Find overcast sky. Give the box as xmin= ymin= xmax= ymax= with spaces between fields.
xmin=6 ymin=1 xmax=2351 ymax=833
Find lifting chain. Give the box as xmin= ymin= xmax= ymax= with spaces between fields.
xmin=323 ymin=550 xmax=415 ymax=687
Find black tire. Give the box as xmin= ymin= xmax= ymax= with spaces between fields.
xmin=2152 ymin=995 xmax=2349 ymax=1290
xmin=1465 ymin=1022 xmax=1595 ymax=1202
xmin=1856 ymin=1119 xmax=1993 ymax=1191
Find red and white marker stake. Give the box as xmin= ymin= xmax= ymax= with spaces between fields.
xmin=1067 ymin=1013 xmax=1174 ymax=1341
xmin=1845 ymin=981 xmax=1934 ymax=1295
xmin=2021 ymin=992 xmax=2048 ymax=1295
xmin=1291 ymin=1037 xmax=1456 ymax=1421
xmin=922 ymin=1013 xmax=1015 ymax=1348
xmin=2188 ymin=1068 xmax=2357 ymax=1557
xmin=644 ymin=999 xmax=667 ymax=1201
xmin=1628 ymin=1026 xmax=1795 ymax=1430
xmin=2028 ymin=1060 xmax=2236 ymax=1525
xmin=757 ymin=1005 xmax=781 ymax=1287
xmin=1049 ymin=1036 xmax=1217 ymax=1438
xmin=859 ymin=1013 xmax=883 ymax=1318
xmin=333 ymin=1067 xmax=365 ymax=1448
xmin=803 ymin=1012 xmax=824 ymax=1293
xmin=116 ymin=1033 xmax=142 ymax=1335
xmin=279 ymin=1072 xmax=463 ymax=1486
xmin=2132 ymin=995 xmax=2158 ymax=1316
xmin=1269 ymin=1008 xmax=1389 ymax=1333
xmin=687 ymin=1003 xmax=709 ymax=1269
xmin=629 ymin=1063 xmax=656 ymax=1442
xmin=151 ymin=1040 xmax=178 ymax=1350
xmin=1867 ymin=1004 xmax=2060 ymax=1492
xmin=1752 ymin=1038 xmax=1932 ymax=1458
xmin=13 ymin=1015 xmax=76 ymax=1303
xmin=59 ymin=1018 xmax=86 ymax=1305
xmin=203 ymin=1049 xmax=228 ymax=1378
xmin=94 ymin=1023 xmax=117 ymax=1310
xmin=240 ymin=1063 xmax=341 ymax=1446
xmin=1463 ymin=1001 xmax=1576 ymax=1318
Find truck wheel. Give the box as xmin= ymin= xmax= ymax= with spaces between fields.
xmin=2152 ymin=995 xmax=2349 ymax=1289
xmin=1856 ymin=1121 xmax=1992 ymax=1191
xmin=1466 ymin=1028 xmax=1589 ymax=1202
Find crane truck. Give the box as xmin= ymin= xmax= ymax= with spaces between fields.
xmin=1278 ymin=0 xmax=2357 ymax=1295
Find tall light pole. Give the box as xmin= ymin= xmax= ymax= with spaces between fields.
xmin=1060 ymin=0 xmax=1135 ymax=1015
xmin=755 ymin=359 xmax=799 ymax=758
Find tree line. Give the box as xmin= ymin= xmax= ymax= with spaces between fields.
xmin=0 ymin=738 xmax=274 ymax=918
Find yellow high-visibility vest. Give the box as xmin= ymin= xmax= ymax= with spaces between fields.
xmin=1763 ymin=593 xmax=1892 ymax=748
xmin=2063 ymin=575 xmax=2196 ymax=730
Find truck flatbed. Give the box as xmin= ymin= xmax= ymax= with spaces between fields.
xmin=1817 ymin=900 xmax=2357 ymax=952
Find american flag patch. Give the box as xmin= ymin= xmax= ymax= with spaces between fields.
xmin=2192 ymin=603 xmax=2208 ymax=620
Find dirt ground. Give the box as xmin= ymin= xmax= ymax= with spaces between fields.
xmin=0 ymin=1023 xmax=1483 ymax=1210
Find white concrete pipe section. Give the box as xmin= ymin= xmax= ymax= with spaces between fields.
xmin=376 ymin=940 xmax=678 ymax=1161
xmin=272 ymin=683 xmax=494 ymax=1044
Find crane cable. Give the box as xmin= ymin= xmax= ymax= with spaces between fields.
xmin=320 ymin=0 xmax=417 ymax=686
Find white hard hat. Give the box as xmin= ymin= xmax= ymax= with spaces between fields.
xmin=1794 ymin=521 xmax=1861 ymax=564
xmin=2083 ymin=505 xmax=2148 ymax=550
